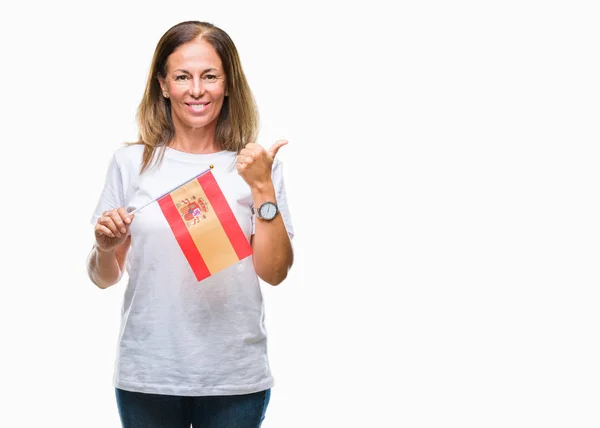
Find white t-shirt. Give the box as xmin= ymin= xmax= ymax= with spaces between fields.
xmin=91 ymin=144 xmax=294 ymax=396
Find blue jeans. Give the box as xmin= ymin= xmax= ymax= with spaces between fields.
xmin=115 ymin=388 xmax=271 ymax=428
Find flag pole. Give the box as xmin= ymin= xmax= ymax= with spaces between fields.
xmin=128 ymin=165 xmax=214 ymax=215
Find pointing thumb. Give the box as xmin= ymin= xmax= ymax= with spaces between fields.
xmin=268 ymin=139 xmax=288 ymax=159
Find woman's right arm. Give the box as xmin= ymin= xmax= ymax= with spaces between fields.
xmin=87 ymin=207 xmax=134 ymax=289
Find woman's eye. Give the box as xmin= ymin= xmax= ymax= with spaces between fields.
xmin=204 ymin=75 xmax=217 ymax=81
xmin=175 ymin=75 xmax=188 ymax=81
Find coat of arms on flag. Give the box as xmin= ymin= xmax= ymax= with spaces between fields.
xmin=149 ymin=167 xmax=252 ymax=282
xmin=177 ymin=196 xmax=209 ymax=226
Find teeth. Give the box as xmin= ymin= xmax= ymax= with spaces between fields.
xmin=190 ymin=104 xmax=206 ymax=110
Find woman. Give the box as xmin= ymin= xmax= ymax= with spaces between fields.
xmin=87 ymin=21 xmax=294 ymax=428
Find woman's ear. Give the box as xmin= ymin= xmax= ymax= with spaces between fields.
xmin=158 ymin=76 xmax=169 ymax=98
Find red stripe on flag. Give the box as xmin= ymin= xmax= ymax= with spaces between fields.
xmin=198 ymin=172 xmax=253 ymax=260
xmin=158 ymin=194 xmax=211 ymax=281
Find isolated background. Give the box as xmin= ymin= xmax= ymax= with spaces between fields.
xmin=0 ymin=0 xmax=599 ymax=427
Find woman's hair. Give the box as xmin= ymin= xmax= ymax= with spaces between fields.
xmin=131 ymin=21 xmax=259 ymax=172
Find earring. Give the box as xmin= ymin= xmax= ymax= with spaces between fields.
xmin=163 ymin=92 xmax=169 ymax=98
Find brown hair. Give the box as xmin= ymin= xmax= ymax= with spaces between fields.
xmin=130 ymin=21 xmax=259 ymax=172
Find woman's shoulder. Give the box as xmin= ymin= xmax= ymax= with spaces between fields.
xmin=114 ymin=143 xmax=144 ymax=160
xmin=111 ymin=143 xmax=145 ymax=170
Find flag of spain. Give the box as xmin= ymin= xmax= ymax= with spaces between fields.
xmin=157 ymin=170 xmax=252 ymax=282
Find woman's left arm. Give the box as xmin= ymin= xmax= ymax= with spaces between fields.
xmin=237 ymin=140 xmax=294 ymax=285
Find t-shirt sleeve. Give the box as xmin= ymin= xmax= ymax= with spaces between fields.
xmin=90 ymin=153 xmax=126 ymax=225
xmin=252 ymin=157 xmax=295 ymax=239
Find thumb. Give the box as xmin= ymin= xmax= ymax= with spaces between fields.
xmin=268 ymin=139 xmax=288 ymax=159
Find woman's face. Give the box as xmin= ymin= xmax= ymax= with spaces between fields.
xmin=159 ymin=37 xmax=227 ymax=132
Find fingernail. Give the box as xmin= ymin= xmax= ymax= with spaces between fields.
xmin=121 ymin=228 xmax=126 ymax=234
xmin=125 ymin=217 xmax=131 ymax=223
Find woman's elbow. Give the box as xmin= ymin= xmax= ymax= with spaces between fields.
xmin=89 ymin=273 xmax=118 ymax=289
xmin=87 ymin=265 xmax=119 ymax=289
xmin=257 ymin=260 xmax=293 ymax=286
xmin=261 ymin=269 xmax=289 ymax=286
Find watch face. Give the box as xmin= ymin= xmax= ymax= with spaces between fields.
xmin=259 ymin=202 xmax=278 ymax=220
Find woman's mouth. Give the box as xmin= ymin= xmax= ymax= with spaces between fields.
xmin=186 ymin=102 xmax=210 ymax=113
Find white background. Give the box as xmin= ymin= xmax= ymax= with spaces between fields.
xmin=0 ymin=0 xmax=599 ymax=427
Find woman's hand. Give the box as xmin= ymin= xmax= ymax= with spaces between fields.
xmin=237 ymin=139 xmax=288 ymax=189
xmin=94 ymin=207 xmax=134 ymax=252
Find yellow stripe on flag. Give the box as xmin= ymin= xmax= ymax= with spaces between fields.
xmin=170 ymin=179 xmax=240 ymax=274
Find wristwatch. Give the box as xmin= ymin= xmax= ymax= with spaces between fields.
xmin=253 ymin=201 xmax=279 ymax=221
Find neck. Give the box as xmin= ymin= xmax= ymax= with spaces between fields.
xmin=169 ymin=123 xmax=221 ymax=154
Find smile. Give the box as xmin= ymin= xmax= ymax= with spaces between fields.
xmin=185 ymin=102 xmax=210 ymax=113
